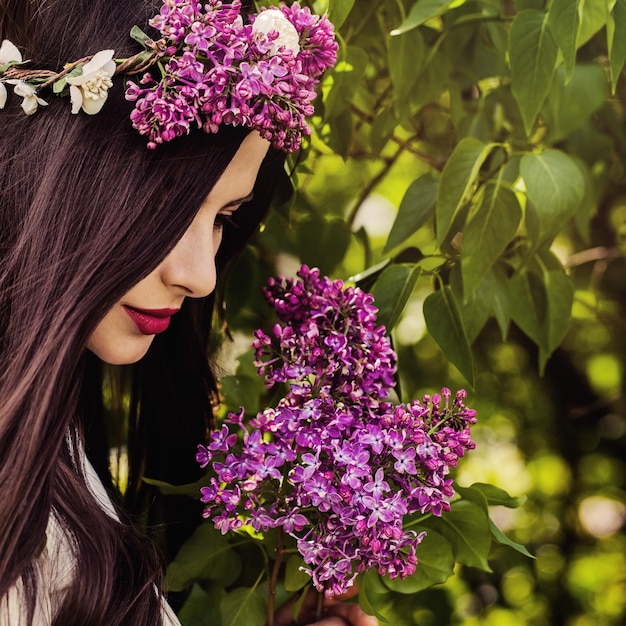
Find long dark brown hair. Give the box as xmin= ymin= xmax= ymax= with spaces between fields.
xmin=0 ymin=0 xmax=285 ymax=623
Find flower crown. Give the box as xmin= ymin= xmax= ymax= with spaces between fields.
xmin=0 ymin=0 xmax=337 ymax=153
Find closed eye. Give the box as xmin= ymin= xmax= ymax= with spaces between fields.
xmin=214 ymin=212 xmax=239 ymax=230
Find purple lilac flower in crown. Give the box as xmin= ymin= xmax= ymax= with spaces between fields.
xmin=125 ymin=0 xmax=337 ymax=152
xmin=0 ymin=1 xmax=337 ymax=153
xmin=196 ymin=266 xmax=478 ymax=597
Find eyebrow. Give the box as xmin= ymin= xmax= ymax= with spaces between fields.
xmin=223 ymin=191 xmax=254 ymax=208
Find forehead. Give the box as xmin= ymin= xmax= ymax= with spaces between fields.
xmin=208 ymin=132 xmax=271 ymax=203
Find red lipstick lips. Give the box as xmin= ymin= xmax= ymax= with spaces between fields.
xmin=123 ymin=306 xmax=179 ymax=335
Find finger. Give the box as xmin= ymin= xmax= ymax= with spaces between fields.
xmin=309 ymin=619 xmax=349 ymax=626
xmin=324 ymin=602 xmax=379 ymax=626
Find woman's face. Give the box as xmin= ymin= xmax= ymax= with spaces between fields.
xmin=86 ymin=132 xmax=270 ymax=364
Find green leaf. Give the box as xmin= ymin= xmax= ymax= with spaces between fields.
xmin=328 ymin=0 xmax=356 ymax=29
xmin=489 ymin=519 xmax=536 ymax=559
xmin=52 ymin=78 xmax=67 ymax=94
xmin=508 ymin=269 xmax=548 ymax=350
xmin=461 ymin=182 xmax=522 ymax=297
xmin=509 ymin=10 xmax=559 ymax=136
xmin=520 ymin=150 xmax=585 ymax=242
xmin=577 ymin=0 xmax=608 ymax=46
xmin=371 ymin=263 xmax=421 ymax=331
xmin=351 ymin=259 xmax=392 ymax=292
xmin=166 ymin=524 xmax=241 ymax=592
xmin=491 ymin=265 xmax=511 ymax=340
xmin=220 ymin=374 xmax=263 ymax=414
xmin=326 ymin=108 xmax=354 ymax=158
xmin=129 ymin=25 xmax=151 ymax=47
xmin=457 ymin=483 xmax=527 ymax=509
xmin=407 ymin=47 xmax=452 ymax=115
xmin=370 ymin=108 xmax=398 ymax=154
xmin=220 ymin=587 xmax=267 ymax=626
xmin=453 ymin=486 xmax=533 ymax=559
xmin=547 ymin=0 xmax=580 ymax=80
xmin=436 ymin=137 xmax=496 ymax=246
xmin=385 ymin=173 xmax=438 ymax=253
xmin=424 ymin=500 xmax=492 ymax=571
xmin=284 ymin=555 xmax=310 ymax=592
xmin=388 ymin=28 xmax=425 ymax=118
xmin=450 ymin=265 xmax=493 ymax=345
xmin=324 ymin=46 xmax=368 ymax=118
xmin=295 ymin=215 xmax=351 ymax=275
xmin=423 ymin=286 xmax=475 ymax=387
xmin=142 ymin=475 xmax=205 ymax=499
xmin=607 ymin=0 xmax=626 ymax=93
xmin=489 ymin=521 xmax=534 ymax=560
xmin=178 ymin=584 xmax=224 ymax=626
xmin=391 ymin=0 xmax=454 ymax=35
xmin=544 ymin=64 xmax=607 ymax=143
xmin=538 ymin=270 xmax=574 ymax=371
xmin=358 ymin=570 xmax=390 ymax=623
xmin=382 ymin=530 xmax=455 ymax=593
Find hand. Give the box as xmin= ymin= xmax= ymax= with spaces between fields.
xmin=273 ymin=586 xmax=378 ymax=626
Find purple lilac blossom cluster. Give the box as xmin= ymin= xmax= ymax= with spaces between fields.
xmin=125 ymin=0 xmax=337 ymax=152
xmin=197 ymin=266 xmax=477 ymax=597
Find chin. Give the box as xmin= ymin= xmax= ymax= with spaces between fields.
xmin=87 ymin=336 xmax=155 ymax=365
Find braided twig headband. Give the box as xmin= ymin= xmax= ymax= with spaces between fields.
xmin=0 ymin=0 xmax=337 ymax=153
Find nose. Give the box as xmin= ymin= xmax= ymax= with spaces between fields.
xmin=159 ymin=212 xmax=221 ymax=298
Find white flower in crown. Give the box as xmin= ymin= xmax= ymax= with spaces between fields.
xmin=8 ymin=80 xmax=48 ymax=115
xmin=66 ymin=49 xmax=116 ymax=115
xmin=252 ymin=8 xmax=300 ymax=56
xmin=0 ymin=39 xmax=23 ymax=110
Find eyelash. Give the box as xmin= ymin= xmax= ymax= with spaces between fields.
xmin=214 ymin=213 xmax=239 ymax=230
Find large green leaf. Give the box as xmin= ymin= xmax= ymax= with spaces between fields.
xmin=295 ymin=215 xmax=351 ymax=275
xmin=388 ymin=28 xmax=425 ymax=119
xmin=538 ymin=269 xmax=574 ymax=372
xmin=509 ymin=10 xmax=559 ymax=136
xmin=382 ymin=530 xmax=455 ymax=593
xmin=324 ymin=46 xmax=368 ymax=118
xmin=384 ymin=173 xmax=438 ymax=253
xmin=358 ymin=570 xmax=390 ymax=623
xmin=178 ymin=584 xmax=224 ymax=626
xmin=220 ymin=587 xmax=267 ymax=626
xmin=450 ymin=265 xmax=493 ymax=345
xmin=607 ymin=0 xmax=626 ymax=93
xmin=453 ymin=486 xmax=533 ymax=558
xmin=436 ymin=137 xmax=496 ymax=246
xmin=543 ymin=65 xmax=607 ymax=143
xmin=423 ymin=286 xmax=475 ymax=387
xmin=547 ymin=0 xmax=580 ymax=80
xmin=520 ymin=149 xmax=585 ymax=242
xmin=508 ymin=269 xmax=548 ymax=351
xmin=390 ymin=0 xmax=455 ymax=36
xmin=458 ymin=483 xmax=527 ymax=509
xmin=461 ymin=182 xmax=522 ymax=297
xmin=284 ymin=555 xmax=310 ymax=592
xmin=328 ymin=0 xmax=356 ymax=29
xmin=491 ymin=265 xmax=511 ymax=340
xmin=489 ymin=519 xmax=536 ymax=559
xmin=166 ymin=524 xmax=241 ymax=592
xmin=143 ymin=475 xmax=205 ymax=499
xmin=371 ymin=263 xmax=421 ymax=331
xmin=370 ymin=107 xmax=399 ymax=154
xmin=424 ymin=500 xmax=492 ymax=571
xmin=577 ymin=0 xmax=608 ymax=46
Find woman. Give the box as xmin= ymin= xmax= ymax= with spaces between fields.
xmin=0 ymin=0 xmax=377 ymax=624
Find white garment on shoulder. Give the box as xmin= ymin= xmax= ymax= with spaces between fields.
xmin=0 ymin=455 xmax=181 ymax=626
